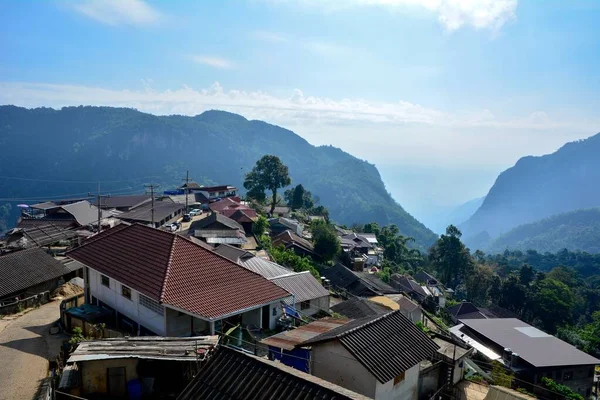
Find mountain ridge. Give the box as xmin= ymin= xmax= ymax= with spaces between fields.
xmin=0 ymin=105 xmax=438 ymax=248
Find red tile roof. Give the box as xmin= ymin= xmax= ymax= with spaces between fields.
xmin=68 ymin=224 xmax=290 ymax=319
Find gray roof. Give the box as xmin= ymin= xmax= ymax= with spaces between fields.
xmin=117 ymin=201 xmax=183 ymax=223
xmin=5 ymin=224 xmax=78 ymax=248
xmin=303 ymin=310 xmax=440 ymax=383
xmin=29 ymin=201 xmax=59 ymax=210
xmin=191 ymin=212 xmax=243 ymax=231
xmin=271 ymin=230 xmax=314 ymax=252
xmin=240 ymin=257 xmax=292 ymax=279
xmin=177 ymin=346 xmax=369 ymax=400
xmin=60 ymin=201 xmax=103 ymax=226
xmin=396 ymin=296 xmax=420 ymax=313
xmin=97 ymin=195 xmax=151 ymax=209
xmin=331 ymin=297 xmax=392 ymax=319
xmin=447 ymin=302 xmax=482 ymax=318
xmin=414 ymin=270 xmax=438 ymax=285
xmin=0 ymin=248 xmax=70 ymax=299
xmin=212 ymin=244 xmax=254 ymax=263
xmin=269 ymin=271 xmax=329 ymax=303
xmin=68 ymin=336 xmax=218 ymax=362
xmin=353 ymin=271 xmax=398 ymax=294
xmin=459 ymin=318 xmax=600 ymax=367
xmin=390 ymin=274 xmax=429 ymax=298
xmin=261 ymin=319 xmax=350 ymax=351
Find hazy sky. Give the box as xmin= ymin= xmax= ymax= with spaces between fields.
xmin=1 ymin=0 xmax=599 ymax=219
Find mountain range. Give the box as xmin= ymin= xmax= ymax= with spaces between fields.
xmin=0 ymin=105 xmax=438 ymax=248
xmin=461 ymin=132 xmax=600 ymax=252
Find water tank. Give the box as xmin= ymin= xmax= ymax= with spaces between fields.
xmin=511 ymin=352 xmax=520 ymax=368
xmin=503 ymin=348 xmax=512 ymax=361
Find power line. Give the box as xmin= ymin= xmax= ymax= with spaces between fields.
xmin=144 ymin=183 xmax=160 ymax=228
xmin=89 ymin=183 xmax=110 ymax=234
xmin=0 ymin=186 xmax=148 ymax=202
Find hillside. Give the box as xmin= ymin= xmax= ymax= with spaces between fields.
xmin=0 ymin=105 xmax=438 ymax=248
xmin=487 ymin=208 xmax=600 ymax=254
xmin=461 ymin=132 xmax=600 ymax=242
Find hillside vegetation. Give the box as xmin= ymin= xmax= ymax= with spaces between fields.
xmin=0 ymin=105 xmax=437 ymax=248
xmin=461 ymin=132 xmax=600 ymax=243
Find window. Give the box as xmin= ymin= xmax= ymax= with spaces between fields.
xmin=300 ymin=300 xmax=311 ymax=310
xmin=272 ymin=307 xmax=277 ymax=316
xmin=139 ymin=294 xmax=164 ymax=316
xmin=101 ymin=275 xmax=110 ymax=287
xmin=121 ymin=285 xmax=131 ymax=300
xmin=563 ymin=371 xmax=573 ymax=381
xmin=394 ymin=371 xmax=405 ymax=385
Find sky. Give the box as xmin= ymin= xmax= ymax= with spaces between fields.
xmin=1 ymin=0 xmax=600 ymax=221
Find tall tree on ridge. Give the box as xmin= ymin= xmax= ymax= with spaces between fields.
xmin=244 ymin=155 xmax=291 ymax=214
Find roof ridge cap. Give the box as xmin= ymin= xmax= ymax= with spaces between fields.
xmin=338 ymin=310 xmax=398 ymax=339
xmin=160 ymin=232 xmax=178 ymax=302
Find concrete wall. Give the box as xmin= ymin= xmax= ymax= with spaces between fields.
xmin=87 ymin=267 xmax=165 ymax=335
xmin=534 ymin=365 xmax=594 ymax=398
xmin=375 ymin=363 xmax=420 ymax=400
xmin=165 ymin=307 xmax=193 ymax=336
xmin=269 ymin=301 xmax=282 ymax=329
xmin=399 ymin=308 xmax=422 ymax=324
xmin=241 ymin=307 xmax=261 ymax=326
xmin=80 ymin=358 xmax=138 ymax=394
xmin=311 ymin=341 xmax=377 ymax=398
xmin=300 ymin=296 xmax=329 ymax=316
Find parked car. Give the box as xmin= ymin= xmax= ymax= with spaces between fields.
xmin=189 ymin=209 xmax=203 ymax=216
xmin=182 ymin=214 xmax=191 ymax=222
xmin=164 ymin=223 xmax=178 ymax=232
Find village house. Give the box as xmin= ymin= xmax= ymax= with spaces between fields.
xmin=67 ymin=224 xmax=291 ymax=336
xmin=116 ymin=201 xmax=184 ymax=228
xmin=177 ymin=346 xmax=369 ymax=400
xmin=269 ymin=217 xmax=304 ymax=236
xmin=60 ymin=336 xmax=218 ymax=398
xmin=94 ymin=194 xmax=152 ymax=212
xmin=369 ymin=295 xmax=423 ymax=324
xmin=322 ymin=263 xmax=399 ymax=297
xmin=389 ymin=274 xmax=432 ymax=304
xmin=330 ymin=297 xmax=392 ymax=319
xmin=271 ymin=229 xmax=318 ymax=259
xmin=450 ymin=318 xmax=600 ymax=398
xmin=189 ymin=212 xmax=247 ymax=246
xmin=209 ymin=197 xmax=257 ymax=233
xmin=180 ymin=183 xmax=238 ymax=200
xmin=302 ymin=310 xmax=440 ymax=399
xmin=0 ymin=248 xmax=77 ymax=312
xmin=18 ymin=200 xmax=104 ymax=230
xmin=3 ymin=223 xmax=82 ymax=250
xmin=264 ymin=205 xmax=292 ymax=218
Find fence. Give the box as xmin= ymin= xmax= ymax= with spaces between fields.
xmin=0 ymin=291 xmax=51 ymax=315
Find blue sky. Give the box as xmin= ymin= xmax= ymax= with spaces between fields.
xmin=1 ymin=0 xmax=600 ymax=221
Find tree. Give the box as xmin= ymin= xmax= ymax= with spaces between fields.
xmin=498 ymin=274 xmax=528 ymax=315
xmin=253 ymin=215 xmax=269 ymax=237
xmin=466 ymin=264 xmax=498 ymax=306
xmin=519 ymin=264 xmax=535 ymax=286
xmin=428 ymin=225 xmax=473 ymax=285
xmin=532 ymin=278 xmax=574 ymax=331
xmin=287 ymin=184 xmax=314 ymax=210
xmin=244 ymin=155 xmax=291 ymax=214
xmin=311 ymin=222 xmax=340 ymax=262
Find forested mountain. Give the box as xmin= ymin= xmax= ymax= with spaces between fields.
xmin=487 ymin=208 xmax=600 ymax=254
xmin=0 ymin=105 xmax=438 ymax=247
xmin=461 ymin=132 xmax=600 ymax=246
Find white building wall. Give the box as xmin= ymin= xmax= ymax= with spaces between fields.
xmin=311 ymin=341 xmax=377 ymax=398
xmin=374 ymin=363 xmax=420 ymax=400
xmin=303 ymin=296 xmax=329 ymax=316
xmin=87 ymin=267 xmax=166 ymax=335
xmin=269 ymin=301 xmax=283 ymax=329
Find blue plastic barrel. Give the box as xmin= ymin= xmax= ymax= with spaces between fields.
xmin=127 ymin=379 xmax=143 ymax=400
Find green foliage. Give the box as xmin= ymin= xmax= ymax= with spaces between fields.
xmin=486 ymin=208 xmax=600 ymax=254
xmin=490 ymin=361 xmax=513 ymax=388
xmin=284 ymin=184 xmax=314 ymax=211
xmin=540 ymin=377 xmax=583 ymax=400
xmin=69 ymin=327 xmax=85 ymax=345
xmin=465 ymin=264 xmax=497 ymax=306
xmin=429 ymin=225 xmax=474 ymax=284
xmin=244 ymin=155 xmax=291 ymax=214
xmin=311 ymin=222 xmax=340 ymax=262
xmin=531 ymin=278 xmax=574 ymax=331
xmin=271 ymin=246 xmax=320 ymax=280
xmin=415 ymin=321 xmax=430 ymax=333
xmin=253 ymin=215 xmax=269 ymax=237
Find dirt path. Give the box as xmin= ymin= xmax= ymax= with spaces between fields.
xmin=0 ymin=301 xmax=66 ymax=400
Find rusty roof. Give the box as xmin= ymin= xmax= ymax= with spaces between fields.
xmin=261 ymin=318 xmax=350 ymax=350
xmin=68 ymin=224 xmax=290 ymax=319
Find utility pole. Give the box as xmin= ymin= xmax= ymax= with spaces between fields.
xmin=89 ymin=183 xmax=110 ymax=234
xmin=144 ymin=184 xmax=160 ymax=228
xmin=182 ymin=170 xmax=192 ymax=214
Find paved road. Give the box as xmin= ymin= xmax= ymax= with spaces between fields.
xmin=0 ymin=301 xmax=65 ymax=400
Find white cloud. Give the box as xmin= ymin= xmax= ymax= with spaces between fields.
xmin=188 ymin=55 xmax=234 ymax=69
xmin=72 ymin=0 xmax=162 ymax=26
xmin=269 ymin=0 xmax=518 ymax=31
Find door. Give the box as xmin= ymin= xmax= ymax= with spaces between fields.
xmin=107 ymin=367 xmax=127 ymax=397
xmin=262 ymin=305 xmax=270 ymax=329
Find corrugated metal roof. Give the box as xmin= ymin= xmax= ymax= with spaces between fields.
xmin=0 ymin=248 xmax=71 ymax=299
xmin=5 ymin=224 xmax=78 ymax=248
xmin=176 ymin=346 xmax=370 ymax=400
xmin=240 ymin=257 xmax=292 ymax=279
xmin=261 ymin=319 xmax=350 ymax=350
xmin=117 ymin=201 xmax=183 ymax=224
xmin=68 ymin=336 xmax=218 ymax=363
xmin=303 ymin=311 xmax=440 ymax=383
xmin=269 ymin=271 xmax=329 ymax=303
xmin=212 ymin=244 xmax=253 ymax=263
xmin=458 ymin=318 xmax=600 ymax=367
xmin=330 ymin=298 xmax=392 ymax=319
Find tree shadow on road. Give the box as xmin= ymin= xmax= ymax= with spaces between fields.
xmin=0 ymin=320 xmax=67 ymax=359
